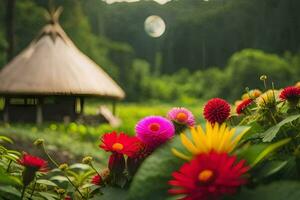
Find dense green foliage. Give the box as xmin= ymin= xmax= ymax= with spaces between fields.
xmin=0 ymin=0 xmax=299 ymax=102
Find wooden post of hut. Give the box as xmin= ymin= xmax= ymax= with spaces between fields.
xmin=3 ymin=97 xmax=9 ymax=123
xmin=0 ymin=7 xmax=125 ymax=124
xmin=36 ymin=97 xmax=43 ymax=125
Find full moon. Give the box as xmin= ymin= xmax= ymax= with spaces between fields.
xmin=144 ymin=15 xmax=166 ymax=38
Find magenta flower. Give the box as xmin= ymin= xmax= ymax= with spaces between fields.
xmin=167 ymin=107 xmax=195 ymax=127
xmin=135 ymin=116 xmax=175 ymax=149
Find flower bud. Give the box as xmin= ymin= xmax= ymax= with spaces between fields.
xmin=34 ymin=139 xmax=44 ymax=146
xmin=56 ymin=188 xmax=66 ymax=194
xmin=100 ymin=168 xmax=110 ymax=181
xmin=108 ymin=153 xmax=125 ymax=175
xmin=59 ymin=163 xmax=68 ymax=171
xmin=260 ymin=75 xmax=267 ymax=81
xmin=82 ymin=156 xmax=93 ymax=164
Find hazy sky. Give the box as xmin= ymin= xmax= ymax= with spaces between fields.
xmin=104 ymin=0 xmax=172 ymax=4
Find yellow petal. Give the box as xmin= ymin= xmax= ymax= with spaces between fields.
xmin=180 ymin=133 xmax=198 ymax=154
xmin=171 ymin=148 xmax=191 ymax=161
xmin=191 ymin=127 xmax=204 ymax=151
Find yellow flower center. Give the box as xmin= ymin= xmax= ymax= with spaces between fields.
xmin=176 ymin=112 xmax=188 ymax=122
xmin=198 ymin=169 xmax=214 ymax=183
xmin=112 ymin=143 xmax=124 ymax=151
xmin=149 ymin=123 xmax=160 ymax=131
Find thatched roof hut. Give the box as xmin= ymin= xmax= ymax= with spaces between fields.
xmin=0 ymin=8 xmax=125 ymax=124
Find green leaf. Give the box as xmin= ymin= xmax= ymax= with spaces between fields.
xmin=69 ymin=163 xmax=90 ymax=170
xmin=50 ymin=175 xmax=68 ymax=182
xmin=261 ymin=114 xmax=300 ymax=142
xmin=253 ymin=138 xmax=290 ymax=166
xmin=237 ymin=138 xmax=290 ymax=167
xmin=0 ymin=185 xmax=21 ymax=198
xmin=231 ymin=181 xmax=300 ymax=200
xmin=127 ymin=136 xmax=183 ymax=200
xmin=0 ymin=168 xmax=22 ymax=186
xmin=0 ymin=136 xmax=13 ymax=144
xmin=36 ymin=179 xmax=58 ymax=187
xmin=90 ymin=187 xmax=128 ymax=200
xmin=38 ymin=192 xmax=58 ymax=200
xmin=254 ymin=160 xmax=288 ymax=180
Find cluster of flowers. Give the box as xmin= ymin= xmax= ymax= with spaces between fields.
xmin=169 ymin=99 xmax=250 ymax=200
xmin=16 ymin=80 xmax=299 ymax=200
xmin=92 ymin=107 xmax=196 ymax=187
xmin=235 ymin=82 xmax=300 ymax=115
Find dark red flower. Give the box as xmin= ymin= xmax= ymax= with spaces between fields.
xmin=64 ymin=196 xmax=72 ymax=200
xmin=18 ymin=153 xmax=48 ymax=186
xmin=168 ymin=152 xmax=249 ymax=200
xmin=203 ymin=98 xmax=231 ymax=124
xmin=91 ymin=174 xmax=102 ymax=185
xmin=236 ymin=98 xmax=253 ymax=115
xmin=279 ymin=86 xmax=300 ymax=102
xmin=99 ymin=131 xmax=140 ymax=157
xmin=18 ymin=153 xmax=48 ymax=172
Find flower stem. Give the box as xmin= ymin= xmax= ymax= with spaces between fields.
xmin=90 ymin=163 xmax=101 ymax=177
xmin=30 ymin=179 xmax=37 ymax=199
xmin=21 ymin=185 xmax=26 ymax=200
xmin=6 ymin=160 xmax=12 ymax=172
xmin=41 ymin=144 xmax=85 ymax=199
xmin=42 ymin=144 xmax=59 ymax=168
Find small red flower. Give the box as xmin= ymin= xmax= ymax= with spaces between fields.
xmin=279 ymin=86 xmax=300 ymax=102
xmin=99 ymin=132 xmax=140 ymax=157
xmin=168 ymin=152 xmax=249 ymax=200
xmin=236 ymin=98 xmax=253 ymax=115
xmin=91 ymin=174 xmax=102 ymax=185
xmin=18 ymin=153 xmax=48 ymax=172
xmin=18 ymin=153 xmax=48 ymax=186
xmin=64 ymin=196 xmax=72 ymax=200
xmin=203 ymin=98 xmax=231 ymax=124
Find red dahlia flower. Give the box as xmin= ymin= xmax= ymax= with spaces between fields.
xmin=203 ymin=98 xmax=231 ymax=124
xmin=236 ymin=98 xmax=253 ymax=115
xmin=18 ymin=153 xmax=48 ymax=172
xmin=91 ymin=174 xmax=102 ymax=185
xmin=279 ymin=86 xmax=300 ymax=103
xmin=18 ymin=153 xmax=48 ymax=186
xmin=64 ymin=196 xmax=72 ymax=200
xmin=99 ymin=131 xmax=140 ymax=157
xmin=169 ymin=152 xmax=249 ymax=200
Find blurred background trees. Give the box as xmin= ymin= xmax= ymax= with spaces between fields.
xmin=0 ymin=0 xmax=299 ymax=102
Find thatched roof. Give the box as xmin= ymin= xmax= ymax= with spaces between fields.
xmin=0 ymin=9 xmax=125 ymax=100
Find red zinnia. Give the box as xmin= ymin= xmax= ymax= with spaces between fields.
xmin=279 ymin=86 xmax=300 ymax=102
xmin=91 ymin=174 xmax=102 ymax=185
xmin=18 ymin=153 xmax=48 ymax=172
xmin=168 ymin=152 xmax=249 ymax=200
xmin=203 ymin=98 xmax=231 ymax=124
xmin=236 ymin=98 xmax=253 ymax=115
xmin=99 ymin=131 xmax=140 ymax=157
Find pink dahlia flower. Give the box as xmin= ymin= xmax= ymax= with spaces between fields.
xmin=135 ymin=116 xmax=175 ymax=149
xmin=167 ymin=107 xmax=195 ymax=127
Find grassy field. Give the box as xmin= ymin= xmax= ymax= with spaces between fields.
xmin=0 ymin=101 xmax=204 ymax=164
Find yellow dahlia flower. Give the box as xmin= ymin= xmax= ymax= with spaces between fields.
xmin=295 ymin=82 xmax=300 ymax=89
xmin=172 ymin=122 xmax=250 ymax=160
xmin=241 ymin=89 xmax=262 ymax=100
xmin=256 ymin=89 xmax=278 ymax=108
